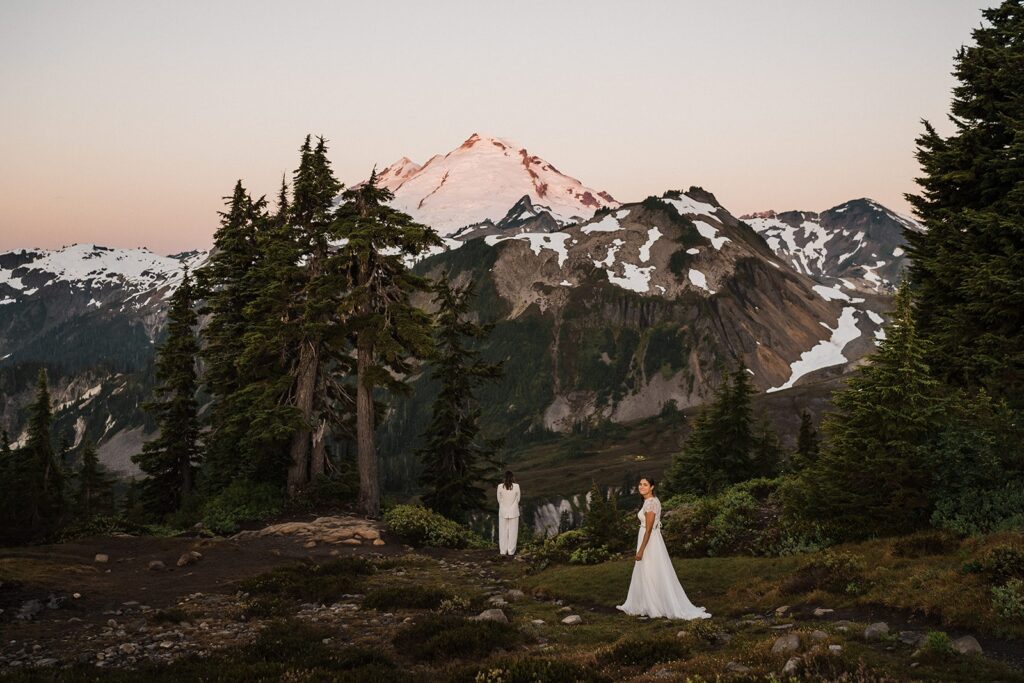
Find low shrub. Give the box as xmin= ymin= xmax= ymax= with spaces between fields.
xmin=531 ymin=529 xmax=589 ymax=570
xmin=464 ymin=657 xmax=609 ymax=683
xmin=53 ymin=514 xmax=153 ymax=542
xmin=890 ymin=531 xmax=960 ymax=558
xmin=781 ymin=550 xmax=868 ymax=596
xmin=238 ymin=558 xmax=375 ymax=603
xmin=922 ymin=630 xmax=954 ymax=656
xmin=244 ymin=619 xmax=335 ymax=667
xmin=363 ymin=584 xmax=455 ymax=611
xmin=991 ymin=579 xmax=1024 ymax=621
xmin=150 ymin=608 xmax=188 ymax=624
xmin=963 ymin=545 xmax=1024 ymax=585
xmin=569 ymin=545 xmax=611 ymax=565
xmin=242 ymin=596 xmax=292 ymax=618
xmin=931 ymin=483 xmax=1024 ymax=536
xmin=392 ymin=615 xmax=529 ymax=662
xmin=596 ymin=636 xmax=689 ymax=667
xmin=200 ymin=481 xmax=284 ymax=534
xmin=383 ymin=505 xmax=487 ymax=549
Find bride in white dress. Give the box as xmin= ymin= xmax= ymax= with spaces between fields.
xmin=617 ymin=477 xmax=711 ymax=620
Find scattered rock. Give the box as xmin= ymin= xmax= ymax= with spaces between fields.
xmin=531 ymin=619 xmax=545 ymax=626
xmin=561 ymin=615 xmax=582 ymax=625
xmin=770 ymin=623 xmax=794 ymax=630
xmin=505 ymin=589 xmax=526 ymax=602
xmin=16 ymin=600 xmax=43 ymax=621
xmin=94 ymin=553 xmax=109 ymax=563
xmin=864 ymin=622 xmax=889 ymax=640
xmin=771 ymin=633 xmax=800 ymax=655
xmin=810 ymin=630 xmax=828 ymax=642
xmin=148 ymin=561 xmax=165 ymax=572
xmin=304 ymin=540 xmax=317 ymax=549
xmin=775 ymin=605 xmax=791 ymax=617
xmin=813 ymin=607 xmax=834 ymax=617
xmin=899 ymin=631 xmax=926 ymax=647
xmin=952 ymin=635 xmax=983 ymax=655
xmin=651 ymin=666 xmax=675 ymax=679
xmin=782 ymin=657 xmax=801 ymax=675
xmin=725 ymin=661 xmax=752 ymax=674
xmin=829 ymin=644 xmax=843 ymax=654
xmin=36 ymin=658 xmax=59 ymax=667
xmin=372 ymin=539 xmax=385 ymax=546
xmin=341 ymin=539 xmax=362 ymax=546
xmin=472 ymin=609 xmax=508 ymax=623
xmin=176 ymin=551 xmax=202 ymax=568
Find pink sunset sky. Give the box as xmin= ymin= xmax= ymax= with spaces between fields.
xmin=0 ymin=1 xmax=993 ymax=255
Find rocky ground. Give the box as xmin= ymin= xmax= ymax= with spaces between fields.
xmin=2 ymin=518 xmax=1022 ymax=681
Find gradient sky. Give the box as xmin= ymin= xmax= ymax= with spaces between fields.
xmin=0 ymin=1 xmax=994 ymax=254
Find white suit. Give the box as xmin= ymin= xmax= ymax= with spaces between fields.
xmin=496 ymin=482 xmax=521 ymax=555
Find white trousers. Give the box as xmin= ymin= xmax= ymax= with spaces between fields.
xmin=498 ymin=516 xmax=519 ymax=555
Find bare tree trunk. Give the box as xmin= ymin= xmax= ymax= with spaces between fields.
xmin=310 ymin=418 xmax=327 ymax=478
xmin=287 ymin=340 xmax=318 ymax=495
xmin=356 ymin=338 xmax=378 ymax=517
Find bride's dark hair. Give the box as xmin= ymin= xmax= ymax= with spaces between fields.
xmin=637 ymin=476 xmax=657 ymax=513
xmin=503 ymin=470 xmax=514 ymax=490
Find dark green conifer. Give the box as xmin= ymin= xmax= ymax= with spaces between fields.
xmin=417 ymin=272 xmax=503 ymax=520
xmin=134 ymin=270 xmax=201 ymax=517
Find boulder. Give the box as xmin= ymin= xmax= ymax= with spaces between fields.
xmin=813 ymin=607 xmax=834 ymax=617
xmin=952 ymin=635 xmax=983 ymax=655
xmin=864 ymin=622 xmax=889 ymax=640
xmin=810 ymin=630 xmax=828 ymax=642
xmin=782 ymin=657 xmax=801 ymax=675
xmin=505 ymin=589 xmax=526 ymax=602
xmin=176 ymin=551 xmax=202 ymax=567
xmin=341 ymin=538 xmax=362 ymax=546
xmin=771 ymin=633 xmax=800 ymax=655
xmin=147 ymin=560 xmax=165 ymax=572
xmin=775 ymin=605 xmax=791 ymax=617
xmin=372 ymin=539 xmax=386 ymax=546
xmin=472 ymin=609 xmax=508 ymax=623
xmin=725 ymin=661 xmax=752 ymax=674
xmin=94 ymin=553 xmax=109 ymax=563
xmin=898 ymin=631 xmax=925 ymax=647
xmin=561 ymin=614 xmax=583 ymax=625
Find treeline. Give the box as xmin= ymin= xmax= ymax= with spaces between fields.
xmin=0 ymin=136 xmax=503 ymax=543
xmin=663 ymin=1 xmax=1024 ymax=542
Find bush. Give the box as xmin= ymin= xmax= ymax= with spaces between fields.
xmin=579 ymin=482 xmax=633 ymax=553
xmin=363 ymin=584 xmax=455 ymax=610
xmin=569 ymin=545 xmax=611 ymax=565
xmin=244 ymin=619 xmax=335 ymax=668
xmin=890 ymin=531 xmax=961 ymax=558
xmin=782 ymin=550 xmax=868 ymax=596
xmin=53 ymin=514 xmax=153 ymax=541
xmin=465 ymin=658 xmax=609 ymax=683
xmin=200 ymin=480 xmax=284 ymax=534
xmin=991 ymin=579 xmax=1024 ymax=621
xmin=383 ymin=505 xmax=487 ymax=549
xmin=238 ymin=557 xmax=375 ymax=603
xmin=531 ymin=529 xmax=590 ymax=569
xmin=963 ymin=545 xmax=1024 ymax=584
xmin=922 ymin=630 xmax=954 ymax=656
xmin=392 ymin=615 xmax=529 ymax=662
xmin=931 ymin=483 xmax=1024 ymax=536
xmin=597 ymin=636 xmax=689 ymax=667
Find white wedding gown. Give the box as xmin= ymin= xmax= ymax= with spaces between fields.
xmin=616 ymin=497 xmax=711 ymax=620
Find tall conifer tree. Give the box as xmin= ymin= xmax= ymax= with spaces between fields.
xmin=793 ymin=410 xmax=820 ymax=470
xmin=335 ymin=173 xmax=442 ymax=517
xmin=75 ymin=440 xmax=114 ymax=518
xmin=906 ymin=1 xmax=1024 ymax=408
xmin=417 ymin=272 xmax=503 ymax=520
xmin=23 ymin=369 xmax=64 ymax=535
xmin=134 ymin=270 xmax=201 ymax=517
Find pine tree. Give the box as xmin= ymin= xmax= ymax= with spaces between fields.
xmin=417 ymin=272 xmax=503 ymax=520
xmin=75 ymin=440 xmax=114 ymax=518
xmin=22 ymin=369 xmax=64 ymax=535
xmin=750 ymin=418 xmax=782 ymax=479
xmin=905 ymin=1 xmax=1024 ymax=408
xmin=134 ymin=270 xmax=201 ymax=517
xmin=335 ymin=173 xmax=442 ymax=517
xmin=793 ymin=410 xmax=820 ymax=470
xmin=788 ymin=283 xmax=944 ymax=539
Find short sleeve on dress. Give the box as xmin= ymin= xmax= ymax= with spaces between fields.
xmin=642 ymin=498 xmax=658 ymax=514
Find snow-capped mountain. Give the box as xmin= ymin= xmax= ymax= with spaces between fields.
xmin=370 ymin=133 xmax=618 ymax=234
xmin=741 ymin=198 xmax=921 ymax=293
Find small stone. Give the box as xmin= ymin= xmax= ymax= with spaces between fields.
xmin=771 ymin=633 xmax=800 ymax=655
xmin=107 ymin=619 xmax=118 ymax=628
xmin=829 ymin=644 xmax=843 ymax=654
xmin=864 ymin=622 xmax=889 ymax=640
xmin=73 ymin=593 xmax=81 ymax=599
xmin=782 ymin=656 xmax=801 ymax=675
xmin=770 ymin=623 xmax=794 ymax=630
xmin=899 ymin=631 xmax=926 ymax=647
xmin=372 ymin=539 xmax=385 ymax=546
xmin=952 ymin=635 xmax=983 ymax=655
xmin=561 ymin=615 xmax=582 ymax=625
xmin=505 ymin=589 xmax=526 ymax=602
xmin=775 ymin=605 xmax=791 ymax=617
xmin=94 ymin=554 xmax=109 ymax=563
xmin=304 ymin=540 xmax=317 ymax=549
xmin=813 ymin=608 xmax=834 ymax=617
xmin=557 ymin=606 xmax=572 ymax=613
xmin=148 ymin=561 xmax=165 ymax=572
xmin=472 ymin=609 xmax=508 ymax=623
xmin=531 ymin=619 xmax=545 ymax=626
xmin=36 ymin=658 xmax=59 ymax=667
xmin=341 ymin=539 xmax=362 ymax=546
xmin=810 ymin=630 xmax=828 ymax=642
xmin=725 ymin=661 xmax=752 ymax=674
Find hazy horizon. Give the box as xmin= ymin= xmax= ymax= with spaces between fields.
xmin=0 ymin=1 xmax=994 ymax=255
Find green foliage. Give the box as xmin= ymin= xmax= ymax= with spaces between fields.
xmin=467 ymin=658 xmax=609 ymax=683
xmin=391 ymin=614 xmax=529 ymax=662
xmin=793 ymin=409 xmax=820 ymax=470
xmin=363 ymin=584 xmax=455 ymax=610
xmin=53 ymin=514 xmax=152 ymax=542
xmin=922 ymin=630 xmax=954 ymax=656
xmin=569 ymin=545 xmax=611 ymax=565
xmin=781 ymin=550 xmax=868 ymax=596
xmin=664 ymin=364 xmax=779 ymax=496
xmin=239 ymin=558 xmax=375 ymax=603
xmin=596 ymin=636 xmax=690 ymax=667
xmin=383 ymin=504 xmax=487 ymax=548
xmin=905 ymin=1 xmax=1024 ymax=409
xmin=199 ymin=480 xmax=284 ymax=534
xmin=963 ymin=545 xmax=1024 ymax=585
xmin=73 ymin=440 xmax=115 ymax=519
xmin=991 ymin=579 xmax=1024 ymax=621
xmin=579 ymin=481 xmax=633 ymax=553
xmin=418 ymin=271 xmax=503 ymax=521
xmin=888 ymin=531 xmax=960 ymax=558
xmin=134 ymin=270 xmax=201 ymax=518
xmin=531 ymin=529 xmax=590 ymax=569
xmin=243 ymin=619 xmax=337 ymax=668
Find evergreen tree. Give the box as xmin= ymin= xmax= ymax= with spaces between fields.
xmin=787 ymin=283 xmax=944 ymax=539
xmin=75 ymin=440 xmax=115 ymax=518
xmin=750 ymin=418 xmax=783 ymax=479
xmin=335 ymin=173 xmax=442 ymax=517
xmin=905 ymin=1 xmax=1024 ymax=408
xmin=417 ymin=272 xmax=503 ymax=520
xmin=134 ymin=270 xmax=201 ymax=517
xmin=22 ymin=369 xmax=64 ymax=536
xmin=580 ymin=480 xmax=629 ymax=552
xmin=793 ymin=410 xmax=820 ymax=470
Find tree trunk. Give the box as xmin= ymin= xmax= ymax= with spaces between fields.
xmin=310 ymin=418 xmax=327 ymax=477
xmin=356 ymin=338 xmax=378 ymax=517
xmin=287 ymin=339 xmax=318 ymax=495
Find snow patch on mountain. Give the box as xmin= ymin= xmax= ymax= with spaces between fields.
xmin=768 ymin=307 xmax=861 ymax=392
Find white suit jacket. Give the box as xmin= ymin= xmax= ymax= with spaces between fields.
xmin=496 ymin=482 xmax=521 ymax=519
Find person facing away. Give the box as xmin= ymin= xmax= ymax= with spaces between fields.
xmin=496 ymin=470 xmax=520 ymax=556
xmin=617 ymin=476 xmax=711 ymax=620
